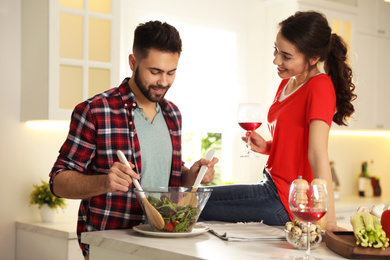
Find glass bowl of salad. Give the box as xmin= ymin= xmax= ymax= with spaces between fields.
xmin=134 ymin=187 xmax=213 ymax=232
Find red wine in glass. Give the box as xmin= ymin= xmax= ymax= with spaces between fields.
xmin=291 ymin=208 xmax=326 ymax=223
xmin=238 ymin=122 xmax=262 ymax=131
xmin=237 ymin=103 xmax=264 ymax=158
xmin=289 ymin=179 xmax=328 ymax=260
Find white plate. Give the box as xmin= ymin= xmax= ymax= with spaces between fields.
xmin=133 ymin=224 xmax=209 ymax=238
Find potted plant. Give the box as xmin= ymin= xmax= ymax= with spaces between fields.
xmin=29 ymin=179 xmax=66 ymax=222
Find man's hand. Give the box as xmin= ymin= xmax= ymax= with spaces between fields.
xmin=106 ymin=161 xmax=140 ymax=192
xmin=186 ymin=156 xmax=219 ymax=186
xmin=52 ymin=161 xmax=140 ymax=199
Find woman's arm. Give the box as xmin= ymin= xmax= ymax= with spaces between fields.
xmin=308 ymin=119 xmax=345 ymax=231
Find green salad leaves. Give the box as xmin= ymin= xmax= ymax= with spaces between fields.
xmin=147 ymin=195 xmax=200 ymax=232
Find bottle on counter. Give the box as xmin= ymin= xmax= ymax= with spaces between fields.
xmin=358 ymin=161 xmax=369 ymax=197
xmin=358 ymin=177 xmax=366 ymax=197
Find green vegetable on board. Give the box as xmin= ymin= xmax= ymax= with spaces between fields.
xmin=350 ymin=212 xmax=389 ymax=250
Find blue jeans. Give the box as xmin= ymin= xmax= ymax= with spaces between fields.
xmin=199 ymin=169 xmax=290 ymax=226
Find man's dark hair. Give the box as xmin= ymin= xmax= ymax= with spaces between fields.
xmin=133 ymin=20 xmax=182 ymax=60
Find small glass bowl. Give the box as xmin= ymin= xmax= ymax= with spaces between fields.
xmin=284 ymin=229 xmax=324 ymax=250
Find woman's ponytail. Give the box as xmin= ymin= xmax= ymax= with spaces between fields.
xmin=324 ymin=33 xmax=356 ymax=126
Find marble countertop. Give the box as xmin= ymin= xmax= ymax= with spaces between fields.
xmin=16 ymin=195 xmax=390 ymax=259
xmin=16 ymin=217 xmax=78 ymax=240
xmin=81 ymin=226 xmax=347 ymax=260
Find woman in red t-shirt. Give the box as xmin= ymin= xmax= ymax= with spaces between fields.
xmin=200 ymin=11 xmax=356 ymax=232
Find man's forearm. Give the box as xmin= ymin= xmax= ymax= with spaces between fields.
xmin=52 ymin=170 xmax=108 ymax=199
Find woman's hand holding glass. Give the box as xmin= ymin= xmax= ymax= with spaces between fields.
xmin=241 ymin=131 xmax=268 ymax=155
xmin=237 ymin=103 xmax=264 ymax=158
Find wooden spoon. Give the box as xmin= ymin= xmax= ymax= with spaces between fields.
xmin=177 ymin=149 xmax=216 ymax=207
xmin=116 ymin=150 xmax=165 ymax=230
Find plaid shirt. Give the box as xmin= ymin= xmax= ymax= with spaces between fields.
xmin=49 ymin=78 xmax=182 ymax=255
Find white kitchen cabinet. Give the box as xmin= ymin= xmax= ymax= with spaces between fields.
xmin=357 ymin=0 xmax=390 ymax=37
xmin=375 ymin=37 xmax=390 ymax=129
xmin=16 ymin=218 xmax=83 ymax=260
xmin=353 ymin=0 xmax=390 ymax=130
xmin=21 ymin=0 xmax=120 ymax=121
xmin=334 ymin=0 xmax=390 ymax=130
xmin=348 ymin=33 xmax=377 ymax=129
xmin=352 ymin=33 xmax=390 ymax=130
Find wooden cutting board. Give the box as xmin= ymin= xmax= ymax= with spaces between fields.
xmin=325 ymin=231 xmax=390 ymax=259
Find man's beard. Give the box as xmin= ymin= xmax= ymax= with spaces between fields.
xmin=134 ymin=67 xmax=170 ymax=103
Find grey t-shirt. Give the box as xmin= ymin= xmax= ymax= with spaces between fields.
xmin=134 ymin=103 xmax=172 ymax=188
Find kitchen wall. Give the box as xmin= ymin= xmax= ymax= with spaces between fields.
xmin=1 ymin=1 xmax=80 ymax=259
xmin=1 ymin=0 xmax=390 ymax=259
xmin=329 ymin=133 xmax=390 ymax=198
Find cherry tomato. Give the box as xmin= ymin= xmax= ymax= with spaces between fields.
xmin=381 ymin=209 xmax=390 ymax=239
xmin=164 ymin=223 xmax=174 ymax=232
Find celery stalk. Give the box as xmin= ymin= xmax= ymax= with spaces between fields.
xmin=362 ymin=212 xmax=374 ymax=232
xmin=350 ymin=212 xmax=389 ymax=250
xmin=351 ymin=213 xmax=364 ymax=236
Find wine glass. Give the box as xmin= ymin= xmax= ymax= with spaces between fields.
xmin=237 ymin=103 xmax=264 ymax=158
xmin=289 ymin=176 xmax=328 ymax=260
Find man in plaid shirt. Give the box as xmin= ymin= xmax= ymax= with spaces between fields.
xmin=49 ymin=21 xmax=218 ymax=258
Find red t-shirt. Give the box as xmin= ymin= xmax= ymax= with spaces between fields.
xmin=265 ymin=73 xmax=336 ymax=220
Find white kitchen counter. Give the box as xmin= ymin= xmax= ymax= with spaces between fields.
xmin=81 ymin=226 xmax=346 ymax=260
xmin=16 ymin=217 xmax=78 ymax=239
xmin=81 ymin=195 xmax=390 ymax=260
xmin=335 ymin=195 xmax=390 ymax=224
xmin=335 ymin=195 xmax=390 ymax=210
